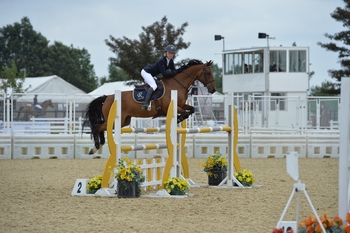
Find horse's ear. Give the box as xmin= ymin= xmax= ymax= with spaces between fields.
xmin=207 ymin=60 xmax=213 ymax=66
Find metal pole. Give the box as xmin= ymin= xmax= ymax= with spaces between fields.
xmin=223 ymin=37 xmax=225 ymax=51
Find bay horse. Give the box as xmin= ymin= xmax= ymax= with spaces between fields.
xmin=16 ymin=99 xmax=54 ymax=120
xmin=84 ymin=59 xmax=216 ymax=154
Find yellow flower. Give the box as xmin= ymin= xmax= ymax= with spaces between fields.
xmin=235 ymin=169 xmax=254 ymax=187
xmin=115 ymin=156 xmax=145 ymax=186
xmin=202 ymin=152 xmax=228 ymax=176
xmin=87 ymin=175 xmax=104 ymax=192
xmin=164 ymin=177 xmax=189 ymax=194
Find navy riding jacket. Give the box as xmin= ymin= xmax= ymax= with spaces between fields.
xmin=143 ymin=56 xmax=177 ymax=77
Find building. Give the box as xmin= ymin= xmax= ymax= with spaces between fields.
xmin=220 ymin=46 xmax=310 ymax=128
xmin=221 ymin=46 xmax=309 ymax=96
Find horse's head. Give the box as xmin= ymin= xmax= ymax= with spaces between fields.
xmin=46 ymin=99 xmax=54 ymax=108
xmin=196 ymin=60 xmax=216 ymax=94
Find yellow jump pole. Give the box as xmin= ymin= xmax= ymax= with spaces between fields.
xmin=233 ymin=105 xmax=241 ymax=172
xmin=180 ymin=119 xmax=189 ymax=178
xmin=101 ymin=90 xmax=121 ymax=188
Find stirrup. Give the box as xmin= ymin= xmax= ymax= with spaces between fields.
xmin=141 ymin=102 xmax=152 ymax=111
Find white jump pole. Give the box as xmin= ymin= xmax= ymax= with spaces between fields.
xmin=339 ymin=77 xmax=350 ymax=218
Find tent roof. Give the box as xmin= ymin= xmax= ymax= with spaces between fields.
xmin=22 ymin=75 xmax=86 ymax=94
xmin=212 ymin=92 xmax=224 ymax=103
xmin=89 ymin=81 xmax=133 ymax=96
xmin=16 ymin=75 xmax=93 ymax=103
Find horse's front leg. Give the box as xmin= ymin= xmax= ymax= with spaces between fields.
xmin=177 ymin=105 xmax=195 ymax=123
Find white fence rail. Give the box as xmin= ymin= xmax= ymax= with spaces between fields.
xmin=0 ymin=93 xmax=341 ymax=159
xmin=0 ymin=132 xmax=340 ymax=159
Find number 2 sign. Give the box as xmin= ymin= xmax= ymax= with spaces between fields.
xmin=71 ymin=179 xmax=89 ymax=196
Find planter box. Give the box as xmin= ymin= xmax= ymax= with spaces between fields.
xmin=117 ymin=180 xmax=139 ymax=198
xmin=208 ymin=170 xmax=226 ymax=186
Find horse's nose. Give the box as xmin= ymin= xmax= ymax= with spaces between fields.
xmin=208 ymin=86 xmax=216 ymax=93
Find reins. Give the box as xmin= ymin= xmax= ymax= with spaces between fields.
xmin=172 ymin=65 xmax=212 ymax=92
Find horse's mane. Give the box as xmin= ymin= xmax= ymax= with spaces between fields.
xmin=179 ymin=59 xmax=203 ymax=70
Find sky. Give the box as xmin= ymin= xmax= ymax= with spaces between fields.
xmin=0 ymin=0 xmax=346 ymax=87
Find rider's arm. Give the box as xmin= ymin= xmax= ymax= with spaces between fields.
xmin=158 ymin=58 xmax=177 ymax=77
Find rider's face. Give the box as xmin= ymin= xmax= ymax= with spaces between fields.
xmin=166 ymin=51 xmax=175 ymax=59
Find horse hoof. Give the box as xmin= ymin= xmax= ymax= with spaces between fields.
xmin=88 ymin=148 xmax=96 ymax=155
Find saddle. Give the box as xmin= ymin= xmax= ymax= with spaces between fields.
xmin=133 ymin=79 xmax=166 ymax=117
xmin=132 ymin=79 xmax=165 ymax=103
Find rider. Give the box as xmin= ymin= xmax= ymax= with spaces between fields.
xmin=33 ymin=95 xmax=42 ymax=111
xmin=140 ymin=44 xmax=183 ymax=110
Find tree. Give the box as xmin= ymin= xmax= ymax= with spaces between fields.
xmin=317 ymin=0 xmax=350 ymax=95
xmin=0 ymin=17 xmax=98 ymax=93
xmin=101 ymin=64 xmax=129 ymax=85
xmin=0 ymin=17 xmax=50 ymax=77
xmin=47 ymin=41 xmax=98 ymax=92
xmin=105 ymin=16 xmax=190 ymax=85
xmin=211 ymin=63 xmax=222 ymax=93
xmin=0 ymin=61 xmax=26 ymax=95
xmin=309 ymin=80 xmax=339 ymax=96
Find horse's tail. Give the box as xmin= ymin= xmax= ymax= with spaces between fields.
xmin=82 ymin=95 xmax=108 ymax=137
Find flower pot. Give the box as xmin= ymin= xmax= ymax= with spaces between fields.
xmin=88 ymin=189 xmax=98 ymax=194
xmin=169 ymin=190 xmax=186 ymax=195
xmin=117 ymin=180 xmax=139 ymax=198
xmin=208 ymin=170 xmax=226 ymax=186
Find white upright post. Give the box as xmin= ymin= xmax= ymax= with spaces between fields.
xmin=6 ymin=97 xmax=10 ymax=134
xmin=339 ymin=77 xmax=350 ymax=218
xmin=227 ymin=92 xmax=234 ymax=187
xmin=217 ymin=92 xmax=243 ymax=187
xmin=114 ymin=90 xmax=122 ymax=165
xmin=68 ymin=101 xmax=73 ymax=134
xmin=170 ymin=90 xmax=178 ymax=178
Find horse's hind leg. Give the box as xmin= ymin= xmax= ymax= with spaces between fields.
xmin=99 ymin=131 xmax=105 ymax=146
xmin=89 ymin=126 xmax=105 ymax=155
xmin=89 ymin=132 xmax=100 ymax=155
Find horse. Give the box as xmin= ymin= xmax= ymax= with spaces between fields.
xmin=16 ymin=99 xmax=54 ymax=120
xmin=83 ymin=59 xmax=217 ymax=155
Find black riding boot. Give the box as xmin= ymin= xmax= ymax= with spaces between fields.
xmin=142 ymin=88 xmax=154 ymax=110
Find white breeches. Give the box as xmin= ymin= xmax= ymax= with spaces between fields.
xmin=35 ymin=104 xmax=42 ymax=109
xmin=141 ymin=69 xmax=157 ymax=90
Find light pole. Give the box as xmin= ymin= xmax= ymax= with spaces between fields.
xmin=214 ymin=35 xmax=225 ymax=51
xmin=258 ymin=32 xmax=275 ymax=128
xmin=258 ymin=33 xmax=275 ymax=47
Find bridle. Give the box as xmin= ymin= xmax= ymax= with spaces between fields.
xmin=173 ymin=65 xmax=214 ymax=92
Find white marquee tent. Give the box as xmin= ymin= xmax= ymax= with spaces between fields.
xmin=88 ymin=81 xmax=133 ymax=96
xmin=15 ymin=75 xmax=94 ymax=103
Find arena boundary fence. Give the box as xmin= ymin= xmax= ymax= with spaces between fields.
xmin=0 ymin=130 xmax=341 ymax=160
xmin=0 ymin=91 xmax=342 ymax=160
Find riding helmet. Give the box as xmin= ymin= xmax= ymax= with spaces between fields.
xmin=164 ymin=45 xmax=176 ymax=53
